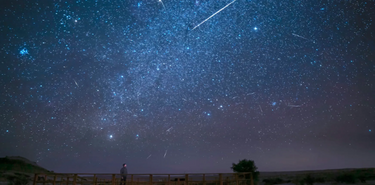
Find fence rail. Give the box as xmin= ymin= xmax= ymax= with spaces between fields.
xmin=32 ymin=173 xmax=254 ymax=185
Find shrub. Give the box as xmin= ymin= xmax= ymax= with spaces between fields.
xmin=314 ymin=177 xmax=325 ymax=183
xmin=358 ymin=176 xmax=366 ymax=183
xmin=7 ymin=174 xmax=30 ymax=185
xmin=303 ymin=175 xmax=315 ymax=185
xmin=291 ymin=178 xmax=305 ymax=185
xmin=262 ymin=178 xmax=284 ymax=185
xmin=335 ymin=174 xmax=357 ymax=184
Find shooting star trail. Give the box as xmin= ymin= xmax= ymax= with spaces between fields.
xmin=73 ymin=79 xmax=79 ymax=87
xmin=166 ymin=127 xmax=173 ymax=132
xmin=292 ymin=33 xmax=308 ymax=40
xmin=287 ymin=104 xmax=302 ymax=108
xmin=158 ymin=0 xmax=166 ymax=10
xmin=164 ymin=149 xmax=168 ymax=158
xmin=259 ymin=105 xmax=263 ymax=112
xmin=147 ymin=154 xmax=152 ymax=159
xmin=192 ymin=0 xmax=237 ymax=30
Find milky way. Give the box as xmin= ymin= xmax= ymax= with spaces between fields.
xmin=1 ymin=0 xmax=374 ymax=173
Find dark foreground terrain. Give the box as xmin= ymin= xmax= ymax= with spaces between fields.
xmin=1 ymin=156 xmax=374 ymax=185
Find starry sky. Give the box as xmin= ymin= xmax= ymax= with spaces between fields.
xmin=1 ymin=0 xmax=374 ymax=174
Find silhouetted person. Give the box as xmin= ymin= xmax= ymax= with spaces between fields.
xmin=120 ymin=163 xmax=128 ymax=185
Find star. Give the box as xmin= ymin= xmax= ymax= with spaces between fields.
xmin=20 ymin=48 xmax=28 ymax=55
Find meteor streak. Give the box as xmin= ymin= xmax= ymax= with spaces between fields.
xmin=192 ymin=0 xmax=237 ymax=30
xmin=292 ymin=33 xmax=308 ymax=40
xmin=166 ymin=127 xmax=173 ymax=132
xmin=287 ymin=104 xmax=302 ymax=108
xmin=259 ymin=105 xmax=263 ymax=112
xmin=164 ymin=149 xmax=168 ymax=158
xmin=73 ymin=79 xmax=79 ymax=87
xmin=158 ymin=0 xmax=166 ymax=10
xmin=292 ymin=33 xmax=316 ymax=43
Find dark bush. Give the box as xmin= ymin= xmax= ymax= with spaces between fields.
xmin=358 ymin=175 xmax=366 ymax=183
xmin=7 ymin=174 xmax=30 ymax=185
xmin=303 ymin=175 xmax=315 ymax=185
xmin=262 ymin=178 xmax=285 ymax=185
xmin=292 ymin=178 xmax=305 ymax=185
xmin=335 ymin=174 xmax=357 ymax=184
xmin=314 ymin=177 xmax=325 ymax=183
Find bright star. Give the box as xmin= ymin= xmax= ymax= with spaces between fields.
xmin=109 ymin=135 xmax=113 ymax=139
xmin=20 ymin=48 xmax=28 ymax=55
xmin=254 ymin=27 xmax=258 ymax=31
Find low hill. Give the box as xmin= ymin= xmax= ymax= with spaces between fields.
xmin=0 ymin=156 xmax=50 ymax=174
xmin=0 ymin=156 xmax=53 ymax=185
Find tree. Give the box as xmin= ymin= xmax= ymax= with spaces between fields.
xmin=231 ymin=159 xmax=259 ymax=184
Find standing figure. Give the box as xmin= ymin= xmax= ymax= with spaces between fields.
xmin=120 ymin=163 xmax=128 ymax=185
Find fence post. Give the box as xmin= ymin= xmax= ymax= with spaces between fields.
xmin=250 ymin=173 xmax=253 ymax=185
xmin=219 ymin=174 xmax=223 ymax=185
xmin=112 ymin=174 xmax=116 ymax=185
xmin=149 ymin=174 xmax=152 ymax=185
xmin=43 ymin=174 xmax=46 ymax=185
xmin=53 ymin=175 xmax=57 ymax=185
xmin=67 ymin=176 xmax=69 ymax=185
xmin=235 ymin=174 xmax=239 ymax=185
xmin=149 ymin=175 xmax=153 ymax=185
xmin=202 ymin=174 xmax=206 ymax=185
xmin=131 ymin=175 xmax=134 ymax=185
xmin=94 ymin=174 xmax=97 ymax=185
xmin=185 ymin=174 xmax=189 ymax=185
xmin=33 ymin=174 xmax=38 ymax=185
xmin=167 ymin=174 xmax=170 ymax=185
xmin=73 ymin=174 xmax=77 ymax=185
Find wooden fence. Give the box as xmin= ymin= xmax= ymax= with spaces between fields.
xmin=32 ymin=172 xmax=254 ymax=185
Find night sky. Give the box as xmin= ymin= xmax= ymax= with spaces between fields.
xmin=1 ymin=0 xmax=374 ymax=174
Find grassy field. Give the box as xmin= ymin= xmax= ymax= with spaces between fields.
xmin=258 ymin=168 xmax=375 ymax=185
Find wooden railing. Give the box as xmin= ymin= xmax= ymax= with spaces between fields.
xmin=32 ymin=173 xmax=254 ymax=185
